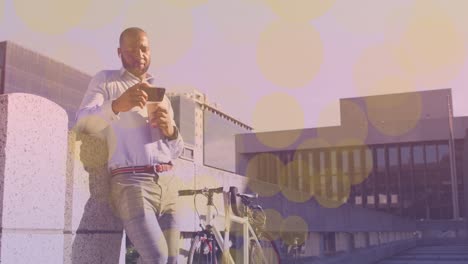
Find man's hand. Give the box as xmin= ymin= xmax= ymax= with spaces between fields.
xmin=111 ymin=82 xmax=150 ymax=114
xmin=149 ymin=102 xmax=175 ymax=138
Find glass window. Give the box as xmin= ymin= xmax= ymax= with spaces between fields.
xmin=331 ymin=150 xmax=337 ymax=174
xmin=389 ymin=147 xmax=398 ymax=167
xmin=355 ymin=196 xmax=362 ymax=205
xmin=438 ymin=144 xmax=449 ymax=165
xmin=296 ymin=152 xmax=303 ymax=191
xmin=426 ymin=144 xmax=437 ymax=167
xmin=320 ymin=151 xmax=326 ymax=175
xmin=365 ymin=148 xmax=373 ymax=172
xmin=376 ymin=147 xmax=386 ymax=171
xmin=379 ymin=194 xmax=387 ymax=204
xmin=353 ymin=149 xmax=361 ymax=172
xmin=342 ymin=150 xmax=349 ymax=174
xmin=401 ymin=146 xmax=411 ymax=167
xmin=413 ymin=145 xmax=424 ymax=169
xmin=307 ymin=151 xmax=314 ymax=176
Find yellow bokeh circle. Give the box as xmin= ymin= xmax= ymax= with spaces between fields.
xmin=292 ymin=138 xmax=329 ymax=197
xmin=253 ymin=92 xmax=304 ymax=149
xmin=432 ymin=0 xmax=468 ymax=37
xmin=365 ymin=91 xmax=422 ymax=137
xmin=316 ymin=100 xmax=368 ymax=146
xmin=394 ymin=0 xmax=466 ymax=88
xmin=263 ymin=209 xmax=283 ymax=240
xmin=315 ymin=173 xmax=351 ymax=208
xmin=339 ymin=100 xmax=369 ymax=143
xmin=295 ymin=137 xmax=331 ymax=150
xmin=343 ymin=144 xmax=373 ymax=185
xmin=280 ymin=215 xmax=309 ymax=245
xmin=257 ymin=21 xmax=323 ymax=88
xmin=353 ymin=44 xmax=415 ymax=96
xmin=72 ymin=128 xmax=117 ymax=169
xmin=245 ymin=153 xmax=282 ymax=197
xmin=279 ymin=159 xmax=313 ymax=203
xmin=330 ymin=0 xmax=411 ymax=35
xmin=263 ymin=0 xmax=336 ymax=22
xmin=76 ymin=0 xmax=124 ymax=29
xmin=13 ymin=0 xmax=91 ymax=34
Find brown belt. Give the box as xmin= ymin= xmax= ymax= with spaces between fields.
xmin=110 ymin=163 xmax=173 ymax=177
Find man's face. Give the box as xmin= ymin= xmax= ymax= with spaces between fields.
xmin=119 ymin=32 xmax=151 ymax=78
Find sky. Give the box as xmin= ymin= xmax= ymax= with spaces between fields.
xmin=1 ymin=0 xmax=468 ymax=133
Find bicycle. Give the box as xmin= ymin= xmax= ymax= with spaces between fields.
xmin=178 ymin=186 xmax=280 ymax=264
xmin=286 ymin=236 xmax=304 ymax=264
xmin=229 ymin=186 xmax=281 ymax=264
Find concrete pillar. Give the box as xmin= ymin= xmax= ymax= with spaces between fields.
xmin=369 ymin=232 xmax=379 ymax=246
xmin=335 ymin=232 xmax=353 ymax=252
xmin=304 ymin=232 xmax=324 ymax=257
xmin=0 ymin=94 xmax=68 ymax=263
xmin=354 ymin=232 xmax=369 ymax=249
xmin=0 ymin=94 xmax=125 ymax=264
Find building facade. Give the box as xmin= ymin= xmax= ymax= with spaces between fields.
xmin=168 ymin=89 xmax=252 ymax=172
xmin=236 ymin=89 xmax=468 ymax=221
xmin=0 ymin=41 xmax=91 ymax=128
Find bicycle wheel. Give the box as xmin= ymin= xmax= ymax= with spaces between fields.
xmin=249 ymin=238 xmax=281 ymax=264
xmin=188 ymin=234 xmax=220 ymax=264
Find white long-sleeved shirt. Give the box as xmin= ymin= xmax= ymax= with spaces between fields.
xmin=75 ymin=68 xmax=184 ymax=170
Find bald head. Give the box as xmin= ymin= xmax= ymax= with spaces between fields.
xmin=119 ymin=27 xmax=147 ymax=47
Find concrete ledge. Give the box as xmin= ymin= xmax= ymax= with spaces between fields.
xmin=295 ymin=239 xmax=419 ymax=264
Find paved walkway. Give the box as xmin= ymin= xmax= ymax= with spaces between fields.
xmin=377 ymin=243 xmax=468 ymax=264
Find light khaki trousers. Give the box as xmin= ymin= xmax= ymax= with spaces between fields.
xmin=111 ymin=171 xmax=179 ymax=264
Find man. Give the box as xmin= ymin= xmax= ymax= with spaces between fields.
xmin=75 ymin=27 xmax=184 ymax=264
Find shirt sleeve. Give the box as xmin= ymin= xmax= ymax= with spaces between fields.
xmin=164 ymin=96 xmax=184 ymax=160
xmin=74 ymin=71 xmax=120 ymax=135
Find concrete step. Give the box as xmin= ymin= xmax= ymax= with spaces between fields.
xmin=376 ymin=244 xmax=468 ymax=264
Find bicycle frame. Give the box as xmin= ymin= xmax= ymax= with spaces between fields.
xmin=201 ymin=191 xmax=268 ymax=264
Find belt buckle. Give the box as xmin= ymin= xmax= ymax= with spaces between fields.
xmin=154 ymin=164 xmax=162 ymax=173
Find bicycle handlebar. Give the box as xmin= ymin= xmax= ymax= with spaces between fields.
xmin=178 ymin=186 xmax=224 ymax=197
xmin=229 ymin=186 xmax=261 ymax=217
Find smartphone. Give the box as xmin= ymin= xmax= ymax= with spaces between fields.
xmin=142 ymin=86 xmax=166 ymax=102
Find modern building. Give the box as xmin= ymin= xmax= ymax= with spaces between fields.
xmin=168 ymin=89 xmax=252 ymax=172
xmin=236 ymin=89 xmax=468 ymax=221
xmin=0 ymin=41 xmax=91 ymax=128
xmin=2 ymin=40 xmax=466 ymax=262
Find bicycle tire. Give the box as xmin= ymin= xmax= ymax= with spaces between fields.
xmin=188 ymin=234 xmax=219 ymax=264
xmin=249 ymin=238 xmax=281 ymax=264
